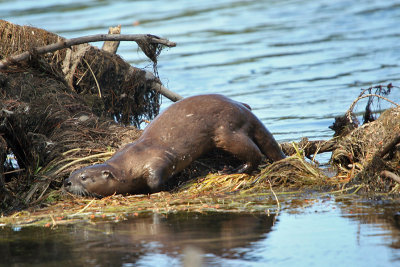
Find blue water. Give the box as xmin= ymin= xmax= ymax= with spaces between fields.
xmin=2 ymin=0 xmax=399 ymax=142
xmin=1 ymin=0 xmax=400 ymax=266
xmin=1 ymin=197 xmax=400 ymax=266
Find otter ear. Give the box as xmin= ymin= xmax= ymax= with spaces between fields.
xmin=101 ymin=170 xmax=115 ymax=180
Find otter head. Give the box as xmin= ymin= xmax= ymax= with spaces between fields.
xmin=64 ymin=163 xmax=124 ymax=197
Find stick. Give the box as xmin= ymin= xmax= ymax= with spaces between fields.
xmin=144 ymin=71 xmax=183 ymax=102
xmin=378 ymin=134 xmax=400 ymax=158
xmin=268 ymin=179 xmax=280 ymax=213
xmin=0 ymin=33 xmax=176 ymax=69
xmin=280 ymin=138 xmax=336 ymax=157
xmin=82 ymin=58 xmax=102 ymax=98
xmin=346 ymin=94 xmax=400 ymax=123
xmin=53 ymin=151 xmax=114 ymax=175
xmin=381 ymin=170 xmax=400 ymax=184
xmin=1 ymin=31 xmax=183 ymax=102
xmin=151 ymin=82 xmax=183 ymax=102
xmin=71 ymin=198 xmax=96 ymax=216
xmin=102 ymin=25 xmax=121 ymax=54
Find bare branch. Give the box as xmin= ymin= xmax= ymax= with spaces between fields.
xmin=280 ymin=137 xmax=336 ymax=158
xmin=0 ymin=33 xmax=176 ymax=69
xmin=144 ymin=71 xmax=183 ymax=102
xmin=379 ymin=134 xmax=400 ymax=158
xmin=381 ymin=170 xmax=400 ymax=184
xmin=102 ymin=25 xmax=122 ymax=54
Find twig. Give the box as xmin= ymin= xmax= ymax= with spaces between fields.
xmin=150 ymin=81 xmax=183 ymax=102
xmin=50 ymin=215 xmax=57 ymax=228
xmin=280 ymin=138 xmax=336 ymax=157
xmin=71 ymin=198 xmax=96 ymax=216
xmin=346 ymin=94 xmax=400 ymax=123
xmin=0 ymin=33 xmax=176 ymax=69
xmin=324 ymin=184 xmax=364 ymax=194
xmin=378 ymin=134 xmax=400 ymax=158
xmin=82 ymin=58 xmax=102 ymax=98
xmin=348 ymin=184 xmax=364 ymax=195
xmin=381 ymin=170 xmax=400 ymax=184
xmin=144 ymin=71 xmax=183 ymax=102
xmin=311 ymin=143 xmax=321 ymax=163
xmin=268 ymin=179 xmax=280 ymax=212
xmin=53 ymin=151 xmax=114 ymax=175
xmin=0 ymin=28 xmax=183 ymax=102
xmin=3 ymin=168 xmax=25 ymax=175
xmin=102 ymin=25 xmax=121 ymax=54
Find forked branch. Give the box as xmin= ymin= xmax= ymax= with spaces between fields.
xmin=0 ymin=34 xmax=176 ymax=69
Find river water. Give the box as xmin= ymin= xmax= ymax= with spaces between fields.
xmin=1 ymin=0 xmax=400 ymax=266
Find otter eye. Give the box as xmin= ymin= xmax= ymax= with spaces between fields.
xmin=81 ymin=174 xmax=87 ymax=181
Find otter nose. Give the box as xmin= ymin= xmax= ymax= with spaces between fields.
xmin=64 ymin=178 xmax=72 ymax=187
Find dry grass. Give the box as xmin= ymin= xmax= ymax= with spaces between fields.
xmin=0 ymin=150 xmax=343 ymax=228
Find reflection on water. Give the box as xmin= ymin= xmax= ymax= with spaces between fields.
xmin=263 ymin=197 xmax=400 ymax=266
xmin=1 ymin=213 xmax=276 ymax=266
xmin=1 ymin=197 xmax=400 ymax=266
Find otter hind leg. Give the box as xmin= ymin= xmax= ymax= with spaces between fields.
xmin=253 ymin=127 xmax=286 ymax=162
xmin=216 ymin=131 xmax=263 ymax=173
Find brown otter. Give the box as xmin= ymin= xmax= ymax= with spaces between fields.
xmin=64 ymin=94 xmax=285 ymax=197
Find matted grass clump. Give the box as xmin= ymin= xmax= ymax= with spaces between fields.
xmin=181 ymin=153 xmax=328 ymax=196
xmin=0 ymin=152 xmax=338 ymax=227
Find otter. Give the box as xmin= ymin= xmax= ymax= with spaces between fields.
xmin=64 ymin=94 xmax=285 ymax=197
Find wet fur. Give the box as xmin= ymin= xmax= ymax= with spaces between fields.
xmin=64 ymin=94 xmax=286 ymax=196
